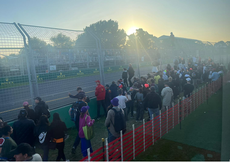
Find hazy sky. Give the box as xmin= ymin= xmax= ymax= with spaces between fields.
xmin=1 ymin=0 xmax=230 ymax=42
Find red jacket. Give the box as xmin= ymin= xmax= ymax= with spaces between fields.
xmin=95 ymin=84 xmax=106 ymax=101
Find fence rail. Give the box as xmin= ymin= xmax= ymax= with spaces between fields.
xmin=80 ymin=73 xmax=229 ymax=161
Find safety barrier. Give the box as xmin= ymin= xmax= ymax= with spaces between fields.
xmin=80 ymin=73 xmax=229 ymax=161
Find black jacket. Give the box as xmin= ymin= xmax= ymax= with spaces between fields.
xmin=50 ymin=121 xmax=67 ymax=139
xmin=12 ymin=118 xmax=35 ymax=146
xmin=122 ymin=71 xmax=128 ymax=79
xmin=24 ymin=107 xmax=36 ymax=123
xmin=144 ymin=91 xmax=162 ymax=109
xmin=105 ymin=89 xmax=111 ymax=103
xmin=128 ymin=66 xmax=135 ymax=77
xmin=34 ymin=125 xmax=51 ymax=146
xmin=34 ymin=101 xmax=48 ymax=120
xmin=110 ymin=84 xmax=118 ymax=99
xmin=184 ymin=83 xmax=194 ymax=97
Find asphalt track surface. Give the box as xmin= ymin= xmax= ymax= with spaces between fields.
xmin=0 ymin=65 xmax=160 ymax=122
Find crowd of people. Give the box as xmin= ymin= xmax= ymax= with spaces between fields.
xmin=0 ymin=57 xmax=226 ymax=161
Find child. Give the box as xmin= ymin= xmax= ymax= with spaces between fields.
xmin=79 ymin=106 xmax=95 ymax=157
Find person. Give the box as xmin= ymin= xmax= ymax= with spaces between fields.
xmin=154 ymin=72 xmax=161 ymax=85
xmin=22 ymin=101 xmax=36 ymax=123
xmin=127 ymin=83 xmax=138 ymax=118
xmin=116 ymin=89 xmax=129 ymax=121
xmin=162 ymin=71 xmax=169 ymax=81
xmin=210 ymin=70 xmax=220 ymax=82
xmin=144 ymin=87 xmax=162 ymax=120
xmin=110 ymin=81 xmax=118 ymax=99
xmin=127 ymin=64 xmax=135 ymax=87
xmin=68 ymin=93 xmax=88 ymax=154
xmin=105 ymin=85 xmax=111 ymax=109
xmin=50 ymin=113 xmax=67 ymax=161
xmin=79 ymin=106 xmax=95 ymax=157
xmin=158 ymin=75 xmax=165 ymax=95
xmin=134 ymin=88 xmax=144 ymax=122
xmin=161 ymin=82 xmax=174 ymax=111
xmin=183 ymin=78 xmax=194 ymax=98
xmin=34 ymin=115 xmax=51 ymax=161
xmin=0 ymin=124 xmax=17 ymax=161
xmin=11 ymin=143 xmax=42 ymax=161
xmin=105 ymin=98 xmax=126 ymax=143
xmin=34 ymin=97 xmax=50 ymax=122
xmin=69 ymin=87 xmax=85 ymax=99
xmin=95 ymin=80 xmax=106 ymax=120
xmin=12 ymin=110 xmax=35 ymax=147
xmin=122 ymin=68 xmax=128 ymax=87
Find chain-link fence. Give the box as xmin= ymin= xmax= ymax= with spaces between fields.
xmin=0 ymin=22 xmax=229 ymax=122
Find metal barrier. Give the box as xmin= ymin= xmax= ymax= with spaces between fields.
xmin=80 ymin=74 xmax=227 ymax=161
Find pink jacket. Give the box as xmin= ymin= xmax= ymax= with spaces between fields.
xmin=79 ymin=114 xmax=95 ymax=138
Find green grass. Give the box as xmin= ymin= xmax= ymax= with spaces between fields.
xmin=134 ymin=83 xmax=228 ymax=161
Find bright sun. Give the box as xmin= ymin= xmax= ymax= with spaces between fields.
xmin=127 ymin=27 xmax=139 ymax=35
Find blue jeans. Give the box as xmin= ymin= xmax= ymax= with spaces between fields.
xmin=148 ymin=108 xmax=159 ymax=120
xmin=80 ymin=138 xmax=93 ymax=157
xmin=108 ymin=129 xmax=117 ymax=143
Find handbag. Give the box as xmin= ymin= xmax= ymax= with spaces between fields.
xmin=82 ymin=115 xmax=94 ymax=140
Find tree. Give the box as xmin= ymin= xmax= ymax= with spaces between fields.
xmin=214 ymin=41 xmax=227 ymax=48
xmin=51 ymin=33 xmax=74 ymax=49
xmin=30 ymin=37 xmax=47 ymax=50
xmin=75 ymin=20 xmax=126 ymax=49
xmin=126 ymin=28 xmax=156 ymax=49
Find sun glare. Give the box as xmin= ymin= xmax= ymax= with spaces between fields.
xmin=127 ymin=27 xmax=138 ymax=35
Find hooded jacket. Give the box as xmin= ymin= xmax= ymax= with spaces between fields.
xmin=144 ymin=91 xmax=162 ymax=109
xmin=34 ymin=101 xmax=48 ymax=120
xmin=161 ymin=87 xmax=173 ymax=106
xmin=110 ymin=83 xmax=118 ymax=99
xmin=95 ymin=81 xmax=106 ymax=101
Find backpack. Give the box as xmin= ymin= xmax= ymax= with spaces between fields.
xmin=110 ymin=108 xmax=126 ymax=134
xmin=82 ymin=115 xmax=94 ymax=140
xmin=70 ymin=101 xmax=83 ymax=122
xmin=42 ymin=104 xmax=50 ymax=118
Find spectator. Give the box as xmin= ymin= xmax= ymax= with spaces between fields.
xmin=110 ymin=81 xmax=118 ymax=99
xmin=11 ymin=143 xmax=42 ymax=161
xmin=0 ymin=124 xmax=17 ymax=161
xmin=50 ymin=113 xmax=67 ymax=161
xmin=144 ymin=86 xmax=162 ymax=120
xmin=127 ymin=83 xmax=138 ymax=118
xmin=211 ymin=70 xmax=220 ymax=82
xmin=183 ymin=78 xmax=194 ymax=98
xmin=134 ymin=88 xmax=144 ymax=122
xmin=105 ymin=85 xmax=111 ymax=109
xmin=95 ymin=80 xmax=106 ymax=120
xmin=23 ymin=101 xmax=36 ymax=123
xmin=69 ymin=87 xmax=85 ymax=99
xmin=162 ymin=71 xmax=169 ymax=81
xmin=79 ymin=106 xmax=95 ymax=157
xmin=34 ymin=115 xmax=51 ymax=161
xmin=154 ymin=72 xmax=161 ymax=85
xmin=161 ymin=82 xmax=174 ymax=111
xmin=127 ymin=64 xmax=135 ymax=87
xmin=116 ymin=89 xmax=129 ymax=121
xmin=34 ymin=97 xmax=50 ymax=122
xmin=105 ymin=98 xmax=126 ymax=143
xmin=122 ymin=68 xmax=128 ymax=87
xmin=12 ymin=110 xmax=35 ymax=147
xmin=68 ymin=94 xmax=88 ymax=154
xmin=158 ymin=75 xmax=165 ymax=95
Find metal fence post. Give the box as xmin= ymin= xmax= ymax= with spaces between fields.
xmin=166 ymin=106 xmax=168 ymax=133
xmin=87 ymin=148 xmax=91 ymax=161
xmin=132 ymin=124 xmax=135 ymax=160
xmin=172 ymin=103 xmax=174 ymax=128
xmin=106 ymin=138 xmax=109 ymax=161
xmin=178 ymin=100 xmax=179 ymax=125
xmin=159 ymin=109 xmax=162 ymax=139
xmin=120 ymin=130 xmax=123 ymax=162
xmin=16 ymin=23 xmax=38 ymax=106
xmin=143 ymin=119 xmax=145 ymax=151
xmin=152 ymin=114 xmax=154 ymax=145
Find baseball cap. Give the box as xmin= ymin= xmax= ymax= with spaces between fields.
xmin=19 ymin=109 xmax=28 ymax=117
xmin=144 ymin=84 xmax=149 ymax=88
xmin=111 ymin=98 xmax=119 ymax=106
xmin=95 ymin=80 xmax=100 ymax=83
xmin=186 ymin=78 xmax=191 ymax=82
xmin=81 ymin=106 xmax=89 ymax=113
xmin=11 ymin=143 xmax=35 ymax=157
